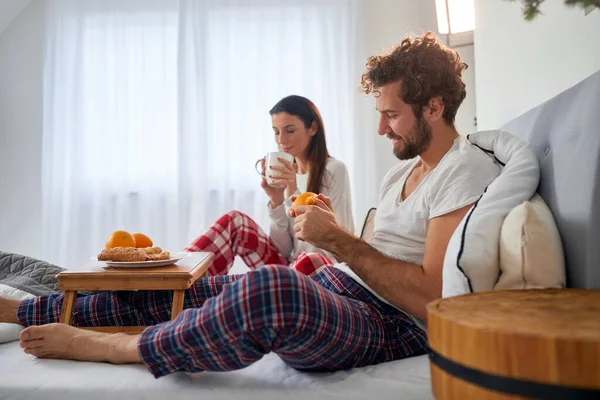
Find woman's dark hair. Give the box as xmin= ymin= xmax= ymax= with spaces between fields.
xmin=269 ymin=95 xmax=330 ymax=194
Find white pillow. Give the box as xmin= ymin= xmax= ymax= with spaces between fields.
xmin=0 ymin=284 xmax=36 ymax=301
xmin=495 ymin=194 xmax=565 ymax=290
xmin=0 ymin=284 xmax=35 ymax=344
xmin=442 ymin=130 xmax=540 ymax=297
xmin=0 ymin=323 xmax=25 ymax=344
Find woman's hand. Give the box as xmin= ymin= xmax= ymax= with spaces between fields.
xmin=269 ymin=157 xmax=298 ymax=199
xmin=260 ymin=158 xmax=285 ymax=207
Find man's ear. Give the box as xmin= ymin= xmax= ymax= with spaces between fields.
xmin=424 ymin=96 xmax=445 ymax=122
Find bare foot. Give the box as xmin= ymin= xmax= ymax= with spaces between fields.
xmin=19 ymin=323 xmax=142 ymax=364
xmin=0 ymin=297 xmax=21 ymax=324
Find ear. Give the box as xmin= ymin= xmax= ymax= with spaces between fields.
xmin=424 ymin=96 xmax=445 ymax=122
xmin=309 ymin=121 xmax=318 ymax=137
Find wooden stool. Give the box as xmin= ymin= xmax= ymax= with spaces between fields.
xmin=427 ymin=289 xmax=600 ymax=400
xmin=56 ymin=252 xmax=214 ymax=334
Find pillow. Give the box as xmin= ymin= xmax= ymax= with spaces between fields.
xmin=0 ymin=323 xmax=25 ymax=344
xmin=359 ymin=208 xmax=377 ymax=243
xmin=0 ymin=284 xmax=36 ymax=301
xmin=0 ymin=284 xmax=34 ymax=344
xmin=442 ymin=130 xmax=540 ymax=298
xmin=495 ymin=193 xmax=565 ymax=290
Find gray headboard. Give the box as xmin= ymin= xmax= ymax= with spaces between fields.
xmin=502 ymin=70 xmax=600 ymax=290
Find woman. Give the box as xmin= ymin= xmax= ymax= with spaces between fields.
xmin=186 ymin=95 xmax=354 ymax=276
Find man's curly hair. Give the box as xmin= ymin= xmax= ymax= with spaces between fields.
xmin=360 ymin=32 xmax=467 ymax=126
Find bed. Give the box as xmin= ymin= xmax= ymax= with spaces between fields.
xmin=0 ymin=235 xmax=434 ymax=400
xmin=0 ymin=345 xmax=432 ymax=400
xmin=1 ymin=69 xmax=599 ymax=399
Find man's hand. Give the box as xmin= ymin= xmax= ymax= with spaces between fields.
xmin=290 ymin=194 xmax=341 ymax=248
xmin=289 ymin=193 xmax=334 ymax=216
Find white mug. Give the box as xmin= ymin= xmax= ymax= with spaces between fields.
xmin=255 ymin=151 xmax=295 ymax=187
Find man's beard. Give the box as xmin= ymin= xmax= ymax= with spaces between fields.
xmin=389 ymin=115 xmax=432 ymax=160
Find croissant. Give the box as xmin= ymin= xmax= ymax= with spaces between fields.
xmin=142 ymin=247 xmax=163 ymax=255
xmin=98 ymin=247 xmax=170 ymax=262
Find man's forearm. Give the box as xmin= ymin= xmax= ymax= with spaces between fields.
xmin=321 ymin=230 xmax=439 ymax=321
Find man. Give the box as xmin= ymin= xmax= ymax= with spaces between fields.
xmin=0 ymin=32 xmax=499 ymax=377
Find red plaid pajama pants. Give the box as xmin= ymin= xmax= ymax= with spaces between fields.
xmin=185 ymin=210 xmax=331 ymax=276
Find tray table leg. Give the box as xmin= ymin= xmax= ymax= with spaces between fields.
xmin=171 ymin=290 xmax=185 ymax=319
xmin=59 ymin=290 xmax=77 ymax=325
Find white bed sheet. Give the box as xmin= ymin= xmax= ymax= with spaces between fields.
xmin=0 ymin=341 xmax=433 ymax=400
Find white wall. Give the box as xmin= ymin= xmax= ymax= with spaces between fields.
xmin=0 ymin=0 xmax=32 ymax=36
xmin=0 ymin=0 xmax=44 ymax=258
xmin=454 ymin=44 xmax=477 ymax=134
xmin=474 ymin=0 xmax=600 ymax=129
xmin=355 ymin=0 xmax=442 ymax=190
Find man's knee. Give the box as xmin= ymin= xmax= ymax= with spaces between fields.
xmin=244 ymin=265 xmax=311 ymax=324
xmin=249 ymin=264 xmax=301 ymax=290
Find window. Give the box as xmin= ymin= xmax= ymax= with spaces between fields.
xmin=42 ymin=0 xmax=358 ymax=268
xmin=78 ymin=10 xmax=179 ymax=191
xmin=435 ymin=0 xmax=475 ymax=34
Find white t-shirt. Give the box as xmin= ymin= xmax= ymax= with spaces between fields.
xmin=335 ymin=135 xmax=501 ymax=328
xmin=268 ymin=157 xmax=354 ymax=262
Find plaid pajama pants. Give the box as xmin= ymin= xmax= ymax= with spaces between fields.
xmin=185 ymin=210 xmax=331 ymax=276
xmin=18 ymin=265 xmax=428 ymax=378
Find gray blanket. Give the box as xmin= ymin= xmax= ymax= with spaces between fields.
xmin=0 ymin=251 xmax=64 ymax=296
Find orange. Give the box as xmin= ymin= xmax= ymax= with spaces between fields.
xmin=105 ymin=230 xmax=136 ymax=249
xmin=292 ymin=192 xmax=318 ymax=209
xmin=132 ymin=232 xmax=153 ymax=248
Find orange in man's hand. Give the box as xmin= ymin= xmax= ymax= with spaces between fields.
xmin=132 ymin=232 xmax=153 ymax=248
xmin=105 ymin=230 xmax=136 ymax=249
xmin=292 ymin=192 xmax=318 ymax=209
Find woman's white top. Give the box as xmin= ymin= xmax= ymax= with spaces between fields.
xmin=268 ymin=157 xmax=354 ymax=262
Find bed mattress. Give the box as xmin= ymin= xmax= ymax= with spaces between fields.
xmin=0 ymin=342 xmax=432 ymax=400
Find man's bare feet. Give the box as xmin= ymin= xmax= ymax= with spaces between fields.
xmin=19 ymin=323 xmax=142 ymax=364
xmin=0 ymin=297 xmax=21 ymax=324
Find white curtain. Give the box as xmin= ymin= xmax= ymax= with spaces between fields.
xmin=42 ymin=0 xmax=368 ymax=269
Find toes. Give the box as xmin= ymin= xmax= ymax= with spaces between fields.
xmin=24 ymin=348 xmax=53 ymax=359
xmin=20 ymin=323 xmax=66 ymax=342
xmin=23 ymin=347 xmax=39 ymax=355
xmin=23 ymin=347 xmax=45 ymax=357
xmin=20 ymin=326 xmax=45 ymax=341
xmin=20 ymin=338 xmax=43 ymax=349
